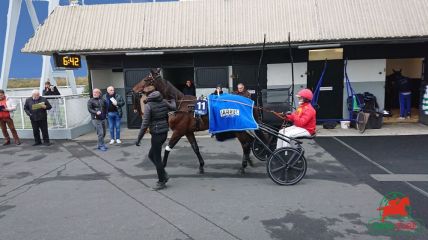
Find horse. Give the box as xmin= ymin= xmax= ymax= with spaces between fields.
xmin=132 ymin=69 xmax=255 ymax=174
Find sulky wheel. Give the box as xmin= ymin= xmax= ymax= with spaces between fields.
xmin=266 ymin=147 xmax=307 ymax=185
xmin=251 ymin=140 xmax=274 ymax=161
xmin=356 ymin=111 xmax=367 ymax=133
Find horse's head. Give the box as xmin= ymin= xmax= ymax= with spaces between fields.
xmin=132 ymin=68 xmax=162 ymax=94
xmin=132 ymin=68 xmax=184 ymax=103
xmin=391 ymin=69 xmax=403 ymax=78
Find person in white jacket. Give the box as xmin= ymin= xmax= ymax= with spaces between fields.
xmin=0 ymin=89 xmax=21 ymax=145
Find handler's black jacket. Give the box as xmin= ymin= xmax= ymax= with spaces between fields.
xmin=137 ymin=91 xmax=176 ymax=141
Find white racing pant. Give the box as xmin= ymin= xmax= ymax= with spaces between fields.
xmin=276 ymin=126 xmax=310 ymax=149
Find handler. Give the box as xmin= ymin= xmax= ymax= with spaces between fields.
xmin=276 ymin=89 xmax=316 ymax=149
xmin=135 ymin=90 xmax=176 ymax=190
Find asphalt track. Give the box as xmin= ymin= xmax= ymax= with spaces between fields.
xmin=315 ymin=135 xmax=428 ymax=228
xmin=1 ymin=135 xmax=427 ymax=240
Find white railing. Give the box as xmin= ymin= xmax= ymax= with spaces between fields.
xmin=7 ymin=94 xmax=91 ymax=129
xmin=5 ymin=86 xmax=86 ymax=96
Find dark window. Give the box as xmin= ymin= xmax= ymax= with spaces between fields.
xmin=195 ymin=67 xmax=229 ymax=88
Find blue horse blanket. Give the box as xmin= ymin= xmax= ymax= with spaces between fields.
xmin=208 ymin=93 xmax=259 ymax=133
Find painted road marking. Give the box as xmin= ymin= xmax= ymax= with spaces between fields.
xmin=371 ymin=174 xmax=428 ymax=182
xmin=332 ymin=137 xmax=428 ymax=198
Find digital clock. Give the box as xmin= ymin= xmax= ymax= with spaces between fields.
xmin=53 ymin=54 xmax=81 ymax=69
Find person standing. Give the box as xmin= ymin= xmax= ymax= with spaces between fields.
xmin=233 ymin=83 xmax=252 ymax=98
xmin=397 ymin=74 xmax=412 ymax=119
xmin=0 ymin=89 xmax=21 ymax=145
xmin=42 ymin=81 xmax=61 ymax=96
xmin=182 ymin=80 xmax=196 ymax=96
xmin=102 ymin=86 xmax=125 ymax=144
xmin=211 ymin=84 xmax=224 ymax=96
xmin=135 ymin=90 xmax=176 ymax=190
xmin=88 ymin=88 xmax=108 ymax=151
xmin=24 ymin=90 xmax=52 ymax=146
xmin=42 ymin=81 xmax=62 ymax=127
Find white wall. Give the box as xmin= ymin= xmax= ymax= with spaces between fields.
xmin=343 ymin=59 xmax=386 ymax=117
xmin=90 ymin=70 xmax=124 ymax=89
xmin=346 ymin=59 xmax=386 ymax=83
xmin=267 ymin=62 xmax=307 ymax=88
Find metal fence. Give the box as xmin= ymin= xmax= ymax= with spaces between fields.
xmin=7 ymin=94 xmax=91 ymax=129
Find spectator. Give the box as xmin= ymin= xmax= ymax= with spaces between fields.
xmin=24 ymin=90 xmax=52 ymax=146
xmin=211 ymin=84 xmax=224 ymax=96
xmin=102 ymin=86 xmax=125 ymax=144
xmin=42 ymin=81 xmax=60 ymax=96
xmin=233 ymin=83 xmax=251 ymax=98
xmin=182 ymin=80 xmax=196 ymax=96
xmin=88 ymin=88 xmax=108 ymax=151
xmin=43 ymin=81 xmax=62 ymax=127
xmin=0 ymin=89 xmax=21 ymax=145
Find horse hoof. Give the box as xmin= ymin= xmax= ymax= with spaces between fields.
xmin=199 ymin=168 xmax=205 ymax=174
xmin=239 ymin=168 xmax=245 ymax=175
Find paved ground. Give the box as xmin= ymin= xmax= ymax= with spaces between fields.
xmin=316 ymin=136 xmax=428 ymax=226
xmin=0 ymin=135 xmax=427 ymax=240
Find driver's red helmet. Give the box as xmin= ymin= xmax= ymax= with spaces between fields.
xmin=296 ymin=89 xmax=313 ymax=101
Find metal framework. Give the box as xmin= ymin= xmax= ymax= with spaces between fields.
xmin=0 ymin=0 xmax=77 ymax=94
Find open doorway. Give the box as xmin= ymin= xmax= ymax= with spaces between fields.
xmin=384 ymin=58 xmax=424 ymax=123
xmin=161 ymin=67 xmax=194 ymax=94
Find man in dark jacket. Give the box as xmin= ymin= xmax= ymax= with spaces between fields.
xmin=88 ymin=88 xmax=107 ymax=151
xmin=233 ymin=83 xmax=252 ymax=98
xmin=42 ymin=81 xmax=61 ymax=96
xmin=42 ymin=81 xmax=62 ymax=127
xmin=211 ymin=84 xmax=224 ymax=96
xmin=102 ymin=86 xmax=126 ymax=144
xmin=24 ymin=89 xmax=52 ymax=146
xmin=136 ymin=90 xmax=176 ymax=190
xmin=182 ymin=80 xmax=196 ymax=96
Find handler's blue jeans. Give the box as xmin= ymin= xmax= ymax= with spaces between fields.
xmin=107 ymin=112 xmax=121 ymax=140
xmin=399 ymin=92 xmax=411 ymax=117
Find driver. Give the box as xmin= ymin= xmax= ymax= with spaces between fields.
xmin=277 ymin=89 xmax=316 ymax=149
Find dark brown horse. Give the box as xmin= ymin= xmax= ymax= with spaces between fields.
xmin=132 ymin=69 xmax=254 ymax=174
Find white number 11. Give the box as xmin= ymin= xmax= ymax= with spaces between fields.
xmin=197 ymin=101 xmax=206 ymax=110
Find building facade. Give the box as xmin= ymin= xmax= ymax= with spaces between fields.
xmin=22 ymin=0 xmax=428 ymax=128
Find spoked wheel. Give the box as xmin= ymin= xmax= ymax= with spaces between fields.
xmin=266 ymin=147 xmax=307 ymax=185
xmin=251 ymin=140 xmax=275 ymax=161
xmin=356 ymin=111 xmax=367 ymax=133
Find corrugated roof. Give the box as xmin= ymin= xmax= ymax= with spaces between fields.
xmin=22 ymin=0 xmax=428 ymax=55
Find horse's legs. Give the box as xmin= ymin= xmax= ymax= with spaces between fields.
xmin=236 ymin=132 xmax=254 ymax=175
xmin=185 ymin=132 xmax=205 ymax=174
xmin=163 ymin=131 xmax=184 ymax=168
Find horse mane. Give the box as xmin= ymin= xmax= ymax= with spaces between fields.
xmin=157 ymin=77 xmax=185 ymax=101
xmin=132 ymin=71 xmax=185 ymax=101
